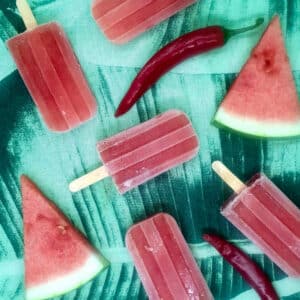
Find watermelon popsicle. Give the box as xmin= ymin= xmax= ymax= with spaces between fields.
xmin=7 ymin=0 xmax=97 ymax=132
xmin=92 ymin=0 xmax=196 ymax=44
xmin=69 ymin=110 xmax=199 ymax=194
xmin=126 ymin=213 xmax=213 ymax=299
xmin=213 ymin=161 xmax=300 ymax=277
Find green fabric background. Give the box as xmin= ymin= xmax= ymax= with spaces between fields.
xmin=1 ymin=0 xmax=300 ymax=299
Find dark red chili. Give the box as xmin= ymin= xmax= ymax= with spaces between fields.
xmin=115 ymin=18 xmax=264 ymax=117
xmin=203 ymin=233 xmax=279 ymax=300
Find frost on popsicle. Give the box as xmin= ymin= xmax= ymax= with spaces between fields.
xmin=213 ymin=161 xmax=300 ymax=277
xmin=69 ymin=110 xmax=199 ymax=194
xmin=126 ymin=213 xmax=213 ymax=299
xmin=92 ymin=0 xmax=196 ymax=44
xmin=6 ymin=0 xmax=97 ymax=132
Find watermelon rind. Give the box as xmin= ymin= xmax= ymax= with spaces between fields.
xmin=26 ymin=252 xmax=109 ymax=300
xmin=213 ymin=107 xmax=300 ymax=138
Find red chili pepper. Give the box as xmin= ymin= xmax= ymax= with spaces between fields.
xmin=115 ymin=18 xmax=264 ymax=117
xmin=203 ymin=233 xmax=279 ymax=300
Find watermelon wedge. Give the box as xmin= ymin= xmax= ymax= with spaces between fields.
xmin=21 ymin=176 xmax=109 ymax=300
xmin=213 ymin=16 xmax=300 ymax=138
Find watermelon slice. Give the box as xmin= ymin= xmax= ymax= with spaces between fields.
xmin=21 ymin=176 xmax=109 ymax=300
xmin=213 ymin=16 xmax=300 ymax=138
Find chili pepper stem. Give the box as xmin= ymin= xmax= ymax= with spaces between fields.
xmin=223 ymin=18 xmax=264 ymax=42
xmin=212 ymin=161 xmax=246 ymax=193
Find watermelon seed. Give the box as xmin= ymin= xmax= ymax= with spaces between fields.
xmin=254 ymin=49 xmax=277 ymax=74
xmin=57 ymin=225 xmax=67 ymax=235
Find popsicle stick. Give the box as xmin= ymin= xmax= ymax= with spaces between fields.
xmin=212 ymin=161 xmax=246 ymax=194
xmin=16 ymin=0 xmax=38 ymax=30
xmin=69 ymin=166 xmax=109 ymax=193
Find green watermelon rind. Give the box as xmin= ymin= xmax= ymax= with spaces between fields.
xmin=213 ymin=108 xmax=300 ymax=138
xmin=26 ymin=252 xmax=109 ymax=300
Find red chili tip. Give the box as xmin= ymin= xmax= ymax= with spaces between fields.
xmin=114 ymin=110 xmax=121 ymax=118
xmin=114 ymin=107 xmax=125 ymax=118
xmin=203 ymin=233 xmax=222 ymax=244
xmin=202 ymin=234 xmax=211 ymax=242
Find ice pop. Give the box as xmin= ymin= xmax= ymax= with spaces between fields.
xmin=213 ymin=161 xmax=300 ymax=277
xmin=126 ymin=213 xmax=213 ymax=300
xmin=7 ymin=0 xmax=97 ymax=132
xmin=92 ymin=0 xmax=196 ymax=44
xmin=69 ymin=110 xmax=199 ymax=194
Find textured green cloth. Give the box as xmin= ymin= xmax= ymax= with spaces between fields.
xmin=0 ymin=0 xmax=300 ymax=299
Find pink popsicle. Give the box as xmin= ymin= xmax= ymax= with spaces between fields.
xmin=97 ymin=110 xmax=199 ymax=194
xmin=69 ymin=110 xmax=198 ymax=193
xmin=126 ymin=213 xmax=213 ymax=300
xmin=92 ymin=0 xmax=196 ymax=44
xmin=222 ymin=174 xmax=300 ymax=277
xmin=7 ymin=22 xmax=97 ymax=132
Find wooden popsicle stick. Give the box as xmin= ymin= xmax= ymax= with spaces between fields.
xmin=69 ymin=166 xmax=109 ymax=193
xmin=16 ymin=0 xmax=38 ymax=30
xmin=212 ymin=161 xmax=246 ymax=194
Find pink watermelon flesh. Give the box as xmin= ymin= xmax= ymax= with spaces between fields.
xmin=214 ymin=16 xmax=300 ymax=137
xmin=21 ymin=176 xmax=109 ymax=299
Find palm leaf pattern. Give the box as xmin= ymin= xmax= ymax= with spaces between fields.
xmin=0 ymin=0 xmax=300 ymax=299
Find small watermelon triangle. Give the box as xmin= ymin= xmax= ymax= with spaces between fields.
xmin=21 ymin=176 xmax=109 ymax=300
xmin=214 ymin=16 xmax=300 ymax=138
